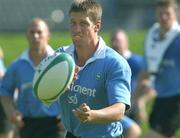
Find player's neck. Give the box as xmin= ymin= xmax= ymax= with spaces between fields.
xmin=75 ymin=48 xmax=91 ymax=66
xmin=75 ymin=38 xmax=99 ymax=66
xmin=29 ymin=47 xmax=47 ymax=66
xmin=159 ymin=25 xmax=171 ymax=40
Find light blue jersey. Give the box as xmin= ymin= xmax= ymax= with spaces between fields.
xmin=56 ymin=37 xmax=131 ymax=138
xmin=0 ymin=47 xmax=60 ymax=117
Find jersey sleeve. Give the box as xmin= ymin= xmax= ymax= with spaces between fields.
xmin=106 ymin=57 xmax=131 ymax=110
xmin=0 ymin=62 xmax=17 ymax=97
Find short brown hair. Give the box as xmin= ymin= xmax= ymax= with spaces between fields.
xmin=69 ymin=0 xmax=102 ymax=23
xmin=156 ymin=0 xmax=178 ymax=10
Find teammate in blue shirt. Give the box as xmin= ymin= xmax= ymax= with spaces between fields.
xmin=111 ymin=29 xmax=142 ymax=138
xmin=55 ymin=0 xmax=131 ymax=138
xmin=135 ymin=0 xmax=180 ymax=137
xmin=0 ymin=47 xmax=14 ymax=138
xmin=0 ymin=18 xmax=65 ymax=138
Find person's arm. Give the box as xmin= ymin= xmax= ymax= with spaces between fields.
xmin=0 ymin=62 xmax=24 ymax=127
xmin=132 ymin=71 xmax=156 ymax=121
xmin=133 ymin=71 xmax=156 ymax=99
xmin=73 ymin=102 xmax=125 ymax=123
xmin=0 ymin=96 xmax=24 ymax=127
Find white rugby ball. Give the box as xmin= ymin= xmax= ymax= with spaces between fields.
xmin=33 ymin=52 xmax=75 ymax=103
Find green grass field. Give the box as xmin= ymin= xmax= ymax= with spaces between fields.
xmin=0 ymin=31 xmax=146 ymax=65
xmin=0 ymin=31 xmax=179 ymax=138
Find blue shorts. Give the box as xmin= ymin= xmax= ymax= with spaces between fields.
xmin=121 ymin=116 xmax=136 ymax=131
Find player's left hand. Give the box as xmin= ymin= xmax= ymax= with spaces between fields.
xmin=73 ymin=103 xmax=91 ymax=123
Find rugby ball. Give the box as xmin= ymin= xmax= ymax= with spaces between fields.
xmin=33 ymin=52 xmax=75 ymax=104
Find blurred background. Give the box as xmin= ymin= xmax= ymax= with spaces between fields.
xmin=0 ymin=0 xmax=174 ymax=32
xmin=0 ymin=0 xmax=168 ymax=64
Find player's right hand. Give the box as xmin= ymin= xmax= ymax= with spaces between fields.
xmin=73 ymin=66 xmax=80 ymax=80
xmin=10 ymin=110 xmax=24 ymax=127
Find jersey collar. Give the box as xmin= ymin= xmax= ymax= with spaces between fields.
xmin=65 ymin=37 xmax=107 ymax=69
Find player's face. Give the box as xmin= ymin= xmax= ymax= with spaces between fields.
xmin=69 ymin=12 xmax=100 ymax=48
xmin=156 ymin=6 xmax=177 ymax=30
xmin=27 ymin=21 xmax=49 ymax=50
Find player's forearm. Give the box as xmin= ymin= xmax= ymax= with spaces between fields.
xmin=0 ymin=96 xmax=16 ymax=119
xmin=89 ymin=103 xmax=126 ymax=124
xmin=133 ymin=71 xmax=153 ymax=99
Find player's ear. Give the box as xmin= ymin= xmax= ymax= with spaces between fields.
xmin=94 ymin=20 xmax=101 ymax=32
